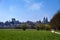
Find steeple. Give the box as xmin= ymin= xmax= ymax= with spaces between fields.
xmin=42 ymin=17 xmax=49 ymax=24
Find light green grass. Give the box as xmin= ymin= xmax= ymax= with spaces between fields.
xmin=0 ymin=29 xmax=60 ymax=40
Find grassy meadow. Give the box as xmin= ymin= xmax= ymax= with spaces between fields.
xmin=0 ymin=29 xmax=60 ymax=40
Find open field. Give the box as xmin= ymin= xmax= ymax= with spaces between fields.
xmin=0 ymin=29 xmax=60 ymax=40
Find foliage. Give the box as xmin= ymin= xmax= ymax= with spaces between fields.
xmin=36 ymin=23 xmax=51 ymax=30
xmin=50 ymin=11 xmax=60 ymax=30
xmin=21 ymin=23 xmax=27 ymax=31
xmin=36 ymin=24 xmax=41 ymax=30
xmin=45 ymin=24 xmax=51 ymax=30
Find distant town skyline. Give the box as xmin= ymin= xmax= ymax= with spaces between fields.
xmin=0 ymin=0 xmax=60 ymax=22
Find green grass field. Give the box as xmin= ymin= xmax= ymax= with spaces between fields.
xmin=0 ymin=29 xmax=60 ymax=40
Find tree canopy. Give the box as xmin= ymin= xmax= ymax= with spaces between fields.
xmin=50 ymin=11 xmax=60 ymax=30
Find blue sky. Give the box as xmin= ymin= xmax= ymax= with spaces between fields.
xmin=0 ymin=0 xmax=60 ymax=22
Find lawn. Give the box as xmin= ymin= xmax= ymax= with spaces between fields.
xmin=0 ymin=29 xmax=60 ymax=40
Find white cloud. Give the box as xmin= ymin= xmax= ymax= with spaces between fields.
xmin=24 ymin=0 xmax=32 ymax=3
xmin=28 ymin=3 xmax=43 ymax=11
xmin=9 ymin=0 xmax=44 ymax=12
xmin=23 ymin=0 xmax=43 ymax=11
